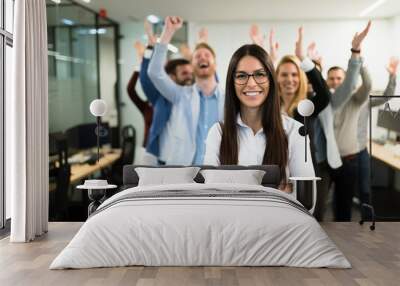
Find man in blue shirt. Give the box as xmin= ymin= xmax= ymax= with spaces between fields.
xmin=136 ymin=21 xmax=194 ymax=163
xmin=139 ymin=47 xmax=193 ymax=162
xmin=148 ymin=16 xmax=224 ymax=165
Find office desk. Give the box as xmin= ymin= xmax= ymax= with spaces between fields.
xmin=70 ymin=149 xmax=121 ymax=184
xmin=49 ymin=149 xmax=121 ymax=191
xmin=370 ymin=141 xmax=400 ymax=219
xmin=370 ymin=141 xmax=400 ymax=171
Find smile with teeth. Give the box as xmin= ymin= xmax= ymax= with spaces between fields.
xmin=243 ymin=91 xmax=262 ymax=97
xmin=199 ymin=63 xmax=209 ymax=69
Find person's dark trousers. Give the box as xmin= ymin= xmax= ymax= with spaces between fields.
xmin=332 ymin=155 xmax=358 ymax=221
xmin=357 ymin=148 xmax=371 ymax=220
xmin=357 ymin=148 xmax=370 ymax=205
xmin=314 ymin=161 xmax=333 ymax=221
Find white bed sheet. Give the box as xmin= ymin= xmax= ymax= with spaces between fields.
xmin=50 ymin=183 xmax=350 ymax=269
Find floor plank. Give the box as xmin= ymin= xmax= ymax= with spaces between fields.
xmin=0 ymin=222 xmax=399 ymax=286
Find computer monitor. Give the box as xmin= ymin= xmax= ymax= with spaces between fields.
xmin=49 ymin=132 xmax=66 ymax=156
xmin=66 ymin=122 xmax=110 ymax=150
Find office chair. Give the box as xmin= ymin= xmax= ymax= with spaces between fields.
xmin=104 ymin=125 xmax=136 ymax=189
xmin=120 ymin=125 xmax=136 ymax=166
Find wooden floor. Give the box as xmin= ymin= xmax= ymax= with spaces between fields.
xmin=0 ymin=222 xmax=399 ymax=286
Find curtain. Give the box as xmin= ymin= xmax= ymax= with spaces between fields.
xmin=8 ymin=0 xmax=48 ymax=242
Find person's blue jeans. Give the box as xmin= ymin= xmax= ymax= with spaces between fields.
xmin=357 ymin=148 xmax=371 ymax=205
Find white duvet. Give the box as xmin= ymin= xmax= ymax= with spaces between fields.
xmin=50 ymin=183 xmax=351 ymax=269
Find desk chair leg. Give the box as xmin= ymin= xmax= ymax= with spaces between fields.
xmin=359 ymin=203 xmax=376 ymax=231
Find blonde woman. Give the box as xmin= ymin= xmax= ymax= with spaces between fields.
xmin=277 ymin=55 xmax=309 ymax=117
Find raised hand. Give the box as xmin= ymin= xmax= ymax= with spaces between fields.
xmin=164 ymin=16 xmax=183 ymax=34
xmin=307 ymin=42 xmax=323 ymax=67
xmin=268 ymin=28 xmax=279 ymax=64
xmin=352 ymin=20 xmax=371 ymax=51
xmin=179 ymin=43 xmax=192 ymax=60
xmin=134 ymin=40 xmax=145 ymax=60
xmin=250 ymin=24 xmax=265 ymax=47
xmin=386 ymin=57 xmax=399 ymax=76
xmin=307 ymin=42 xmax=318 ymax=60
xmin=144 ymin=19 xmax=157 ymax=46
xmin=198 ymin=27 xmax=208 ymax=43
xmin=295 ymin=26 xmax=304 ymax=61
xmin=160 ymin=16 xmax=184 ymax=44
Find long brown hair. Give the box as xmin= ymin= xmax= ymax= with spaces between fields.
xmin=277 ymin=55 xmax=308 ymax=117
xmin=220 ymin=44 xmax=288 ymax=182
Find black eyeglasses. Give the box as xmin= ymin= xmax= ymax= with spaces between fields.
xmin=234 ymin=70 xmax=269 ymax=85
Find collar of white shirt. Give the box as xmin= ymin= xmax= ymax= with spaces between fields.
xmin=236 ymin=114 xmax=264 ymax=136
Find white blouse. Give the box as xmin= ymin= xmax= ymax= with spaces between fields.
xmin=203 ymin=114 xmax=315 ymax=180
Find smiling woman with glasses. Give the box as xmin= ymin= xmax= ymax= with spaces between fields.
xmin=203 ymin=44 xmax=315 ymax=192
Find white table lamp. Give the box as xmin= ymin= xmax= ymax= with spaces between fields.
xmin=89 ymin=99 xmax=107 ymax=162
xmin=297 ymin=99 xmax=314 ymax=162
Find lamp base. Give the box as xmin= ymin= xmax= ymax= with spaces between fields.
xmin=87 ymin=189 xmax=106 ymax=216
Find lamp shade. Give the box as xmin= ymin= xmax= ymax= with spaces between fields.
xmin=297 ymin=99 xmax=314 ymax=117
xmin=89 ymin=99 xmax=107 ymax=117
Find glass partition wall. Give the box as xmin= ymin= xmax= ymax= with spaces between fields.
xmin=47 ymin=0 xmax=120 ymax=136
xmin=46 ymin=0 xmax=120 ymax=221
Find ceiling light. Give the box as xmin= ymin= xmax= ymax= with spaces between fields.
xmin=97 ymin=28 xmax=107 ymax=34
xmin=360 ymin=0 xmax=386 ymax=17
xmin=61 ymin=18 xmax=74 ymax=26
xmin=147 ymin=15 xmax=160 ymax=24
xmin=88 ymin=28 xmax=107 ymax=35
xmin=50 ymin=0 xmax=61 ymax=3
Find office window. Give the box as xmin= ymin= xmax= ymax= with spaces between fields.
xmin=1 ymin=0 xmax=14 ymax=229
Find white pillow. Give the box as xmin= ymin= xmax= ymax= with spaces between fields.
xmin=135 ymin=167 xmax=201 ymax=186
xmin=200 ymin=169 xmax=266 ymax=185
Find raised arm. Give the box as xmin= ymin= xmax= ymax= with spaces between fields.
xmin=293 ymin=65 xmax=331 ymax=122
xmin=147 ymin=16 xmax=186 ymax=104
xmin=352 ymin=65 xmax=372 ymax=105
xmin=330 ymin=21 xmax=371 ymax=110
xmin=268 ymin=28 xmax=279 ymax=65
xmin=137 ymin=21 xmax=163 ymax=105
xmin=198 ymin=27 xmax=208 ymax=44
xmin=293 ymin=27 xmax=330 ymax=120
xmin=384 ymin=57 xmax=398 ymax=98
xmin=371 ymin=57 xmax=398 ymax=107
xmin=249 ymin=24 xmax=279 ymax=65
xmin=127 ymin=70 xmax=148 ymax=112
xmin=307 ymin=41 xmax=323 ymax=69
xmin=139 ymin=49 xmax=161 ymax=105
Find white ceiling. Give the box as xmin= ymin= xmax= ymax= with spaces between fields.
xmin=76 ymin=0 xmax=400 ymax=23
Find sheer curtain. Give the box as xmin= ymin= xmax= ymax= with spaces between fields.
xmin=7 ymin=0 xmax=48 ymax=242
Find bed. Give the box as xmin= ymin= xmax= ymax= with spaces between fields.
xmin=50 ymin=165 xmax=350 ymax=269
